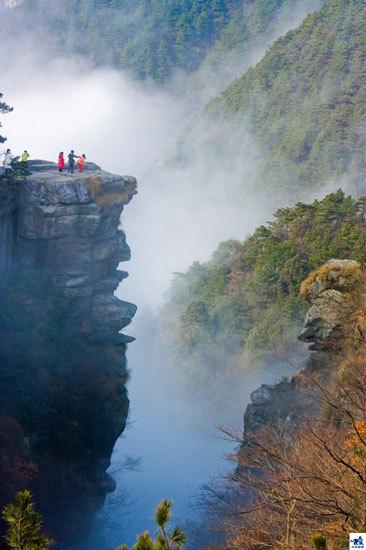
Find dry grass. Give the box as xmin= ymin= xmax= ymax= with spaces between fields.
xmin=85 ymin=175 xmax=103 ymax=198
xmin=95 ymin=180 xmax=136 ymax=208
xmin=96 ymin=191 xmax=127 ymax=207
xmin=300 ymin=260 xmax=363 ymax=298
xmin=85 ymin=175 xmax=136 ymax=208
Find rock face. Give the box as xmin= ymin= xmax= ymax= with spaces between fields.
xmin=0 ymin=160 xmax=137 ymax=545
xmin=299 ymin=259 xmax=365 ymax=351
xmin=16 ymin=160 xmax=137 ymax=327
xmin=0 ymin=188 xmax=14 ymax=277
xmin=243 ymin=260 xmax=366 ymax=434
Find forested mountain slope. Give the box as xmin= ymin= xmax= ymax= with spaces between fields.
xmin=3 ymin=0 xmax=243 ymax=80
xmin=189 ymin=0 xmax=323 ymax=97
xmin=5 ymin=0 xmax=323 ymax=83
xmin=158 ymin=191 xmax=366 ymax=398
xmin=200 ymin=0 xmax=366 ymax=193
xmin=160 ymin=0 xmax=366 ymax=402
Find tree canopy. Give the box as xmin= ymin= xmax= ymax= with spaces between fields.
xmin=159 ymin=191 xmax=366 ymax=394
xmin=205 ymin=0 xmax=366 ymax=192
xmin=0 ymin=92 xmax=13 ymax=144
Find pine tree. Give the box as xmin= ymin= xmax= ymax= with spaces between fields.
xmin=0 ymin=92 xmax=13 ymax=144
xmin=2 ymin=490 xmax=53 ymax=549
xmin=312 ymin=532 xmax=327 ymax=549
xmin=119 ymin=499 xmax=186 ymax=549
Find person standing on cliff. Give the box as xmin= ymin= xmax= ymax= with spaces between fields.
xmin=2 ymin=149 xmax=13 ymax=172
xmin=58 ymin=151 xmax=65 ymax=172
xmin=77 ymin=154 xmax=86 ymax=173
xmin=20 ymin=150 xmax=29 ymax=163
xmin=67 ymin=150 xmax=79 ymax=174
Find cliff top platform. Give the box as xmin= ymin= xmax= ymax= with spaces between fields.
xmin=23 ymin=159 xmax=137 ymax=207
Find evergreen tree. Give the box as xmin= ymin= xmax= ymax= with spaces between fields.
xmin=2 ymin=490 xmax=53 ymax=549
xmin=312 ymin=533 xmax=327 ymax=549
xmin=119 ymin=500 xmax=186 ymax=549
xmin=0 ymin=92 xmax=13 ymax=144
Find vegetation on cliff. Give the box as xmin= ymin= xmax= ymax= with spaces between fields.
xmin=0 ymin=93 xmax=30 ymax=188
xmin=0 ymin=92 xmax=12 ymax=144
xmin=191 ymin=260 xmax=366 ymax=548
xmin=0 ymin=270 xmax=129 ymax=524
xmin=159 ymin=191 xmax=366 ymax=392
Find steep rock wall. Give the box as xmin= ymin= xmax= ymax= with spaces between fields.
xmin=0 ymin=160 xmax=137 ymax=545
xmin=0 ymin=187 xmax=14 ymax=277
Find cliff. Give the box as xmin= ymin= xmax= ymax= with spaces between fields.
xmin=0 ymin=182 xmax=14 ymax=277
xmin=0 ymin=160 xmax=137 ymax=545
xmin=244 ymin=259 xmax=366 ymax=433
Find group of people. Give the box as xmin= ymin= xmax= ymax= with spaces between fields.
xmin=2 ymin=148 xmax=87 ymax=175
xmin=1 ymin=148 xmax=29 ymax=172
xmin=58 ymin=151 xmax=87 ymax=174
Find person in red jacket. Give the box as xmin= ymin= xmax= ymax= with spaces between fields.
xmin=58 ymin=151 xmax=65 ymax=172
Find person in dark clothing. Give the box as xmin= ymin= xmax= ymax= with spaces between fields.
xmin=67 ymin=150 xmax=79 ymax=173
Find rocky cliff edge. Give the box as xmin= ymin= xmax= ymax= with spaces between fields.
xmin=15 ymin=159 xmax=137 ymax=339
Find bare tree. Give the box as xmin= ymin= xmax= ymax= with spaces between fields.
xmin=197 ymin=350 xmax=366 ymax=549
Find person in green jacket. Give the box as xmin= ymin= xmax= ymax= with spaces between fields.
xmin=21 ymin=150 xmax=30 ymax=163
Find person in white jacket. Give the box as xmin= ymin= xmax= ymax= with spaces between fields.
xmin=3 ymin=149 xmax=13 ymax=172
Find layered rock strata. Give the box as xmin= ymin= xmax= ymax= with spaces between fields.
xmin=16 ymin=160 xmax=137 ymax=332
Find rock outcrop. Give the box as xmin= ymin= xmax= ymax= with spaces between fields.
xmin=299 ymin=259 xmax=366 ymax=351
xmin=16 ymin=160 xmax=137 ymax=328
xmin=243 ymin=259 xmax=366 ymax=434
xmin=0 ymin=160 xmax=137 ymax=545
